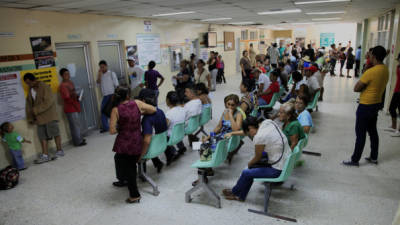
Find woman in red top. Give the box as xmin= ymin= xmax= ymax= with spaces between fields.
xmin=59 ymin=68 xmax=86 ymax=146
xmin=387 ymin=53 xmax=400 ymax=137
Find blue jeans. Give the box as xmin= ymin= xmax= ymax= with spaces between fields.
xmin=10 ymin=150 xmax=25 ymax=169
xmin=232 ymin=167 xmax=281 ymax=200
xmin=258 ymin=97 xmax=268 ymax=106
xmin=351 ymin=103 xmax=380 ymax=162
xmin=101 ymin=94 xmax=112 ymax=131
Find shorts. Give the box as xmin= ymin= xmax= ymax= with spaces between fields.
xmin=37 ymin=121 xmax=60 ymax=141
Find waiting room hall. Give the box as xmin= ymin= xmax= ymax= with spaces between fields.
xmin=0 ymin=0 xmax=400 ymax=224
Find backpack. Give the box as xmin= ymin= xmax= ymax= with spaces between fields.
xmin=0 ymin=166 xmax=19 ymax=190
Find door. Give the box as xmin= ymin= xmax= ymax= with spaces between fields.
xmin=56 ymin=43 xmax=98 ymax=133
xmin=97 ymin=41 xmax=127 ymax=85
xmin=236 ymin=38 xmax=241 ymax=72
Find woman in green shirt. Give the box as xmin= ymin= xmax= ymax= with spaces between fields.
xmin=278 ymin=102 xmax=305 ymax=150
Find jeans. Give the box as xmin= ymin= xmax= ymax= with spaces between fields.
xmin=211 ymin=69 xmax=218 ymax=90
xmin=351 ymin=104 xmax=380 ymax=162
xmin=101 ymin=94 xmax=112 ymax=131
xmin=232 ymin=167 xmax=281 ymax=200
xmin=10 ymin=150 xmax=25 ymax=169
xmin=114 ymin=153 xmax=140 ymax=198
xmin=389 ymin=92 xmax=400 ymax=118
xmin=330 ymin=59 xmax=337 ymax=75
xmin=66 ymin=112 xmax=83 ymax=146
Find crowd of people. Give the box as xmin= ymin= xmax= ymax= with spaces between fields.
xmin=1 ymin=39 xmax=398 ymax=206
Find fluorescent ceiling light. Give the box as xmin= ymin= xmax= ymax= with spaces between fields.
xmin=295 ymin=0 xmax=350 ymax=5
xmin=152 ymin=11 xmax=195 ymax=17
xmin=312 ymin=17 xmax=342 ymax=21
xmin=201 ymin=18 xmax=232 ymax=22
xmin=257 ymin=9 xmax=302 ymax=15
xmin=229 ymin=21 xmax=255 ymax=25
xmin=306 ymin=11 xmax=345 ymax=15
xmin=291 ymin=22 xmax=315 ymax=25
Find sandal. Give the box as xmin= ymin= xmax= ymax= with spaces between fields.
xmin=222 ymin=189 xmax=232 ymax=196
xmin=126 ymin=197 xmax=141 ymax=204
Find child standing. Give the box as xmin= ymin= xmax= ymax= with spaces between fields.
xmin=1 ymin=122 xmax=31 ymax=170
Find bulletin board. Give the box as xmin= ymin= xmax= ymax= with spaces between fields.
xmin=224 ymin=32 xmax=235 ymax=51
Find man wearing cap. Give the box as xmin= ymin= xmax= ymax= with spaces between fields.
xmin=304 ymin=66 xmax=321 ymax=98
xmin=127 ymin=57 xmax=144 ymax=98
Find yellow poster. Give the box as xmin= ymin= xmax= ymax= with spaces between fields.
xmin=20 ymin=67 xmax=59 ymax=96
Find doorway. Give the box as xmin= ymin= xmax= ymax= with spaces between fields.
xmin=97 ymin=41 xmax=127 ymax=85
xmin=55 ymin=43 xmax=99 ymax=133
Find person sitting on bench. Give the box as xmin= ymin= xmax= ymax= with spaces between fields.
xmin=295 ymin=95 xmax=313 ymax=134
xmin=279 ymin=101 xmax=306 ymax=150
xmin=222 ymin=117 xmax=291 ymax=201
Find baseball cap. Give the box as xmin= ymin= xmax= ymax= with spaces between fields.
xmin=305 ymin=65 xmax=318 ymax=73
xmin=127 ymin=56 xmax=135 ymax=61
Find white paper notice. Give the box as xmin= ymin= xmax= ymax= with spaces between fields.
xmin=67 ymin=63 xmax=76 ymax=78
xmin=137 ymin=34 xmax=161 ymax=66
xmin=0 ymin=72 xmax=26 ymax=123
xmin=227 ymin=42 xmax=232 ymax=48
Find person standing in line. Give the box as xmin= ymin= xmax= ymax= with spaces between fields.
xmin=24 ymin=73 xmax=64 ymax=163
xmin=240 ymin=50 xmax=252 ymax=80
xmin=144 ymin=60 xmax=164 ymax=105
xmin=270 ymin=43 xmax=280 ymax=68
xmin=208 ymin=51 xmax=218 ymax=91
xmin=355 ymin=46 xmax=362 ymax=78
xmin=194 ymin=59 xmax=212 ymax=90
xmin=385 ymin=53 xmax=400 ymax=137
xmin=339 ymin=47 xmax=347 ymax=77
xmin=217 ymin=55 xmax=226 ymax=84
xmin=96 ymin=60 xmax=119 ymax=133
xmin=127 ymin=57 xmax=144 ymax=98
xmin=343 ymin=46 xmax=389 ymax=166
xmin=249 ymin=43 xmax=257 ymax=67
xmin=109 ymin=86 xmax=156 ymax=203
xmin=346 ymin=47 xmax=355 ymax=78
xmin=329 ymin=44 xmax=338 ymax=76
xmin=59 ymin=68 xmax=86 ymax=147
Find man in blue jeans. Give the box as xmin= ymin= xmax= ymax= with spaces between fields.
xmin=96 ymin=60 xmax=119 ymax=133
xmin=343 ymin=46 xmax=389 ymax=166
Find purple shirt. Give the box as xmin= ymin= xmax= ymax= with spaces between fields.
xmin=145 ymin=69 xmax=163 ymax=90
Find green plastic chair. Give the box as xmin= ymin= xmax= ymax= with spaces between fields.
xmin=186 ymin=139 xmax=228 ymax=208
xmin=139 ymin=131 xmax=168 ymax=196
xmin=227 ymin=135 xmax=241 ymax=153
xmin=288 ymin=75 xmax=293 ymax=85
xmin=250 ymin=108 xmax=258 ymax=117
xmin=195 ymin=106 xmax=212 ymax=136
xmin=185 ymin=114 xmax=200 ymax=135
xmin=258 ymin=92 xmax=279 ymax=109
xmin=167 ymin=122 xmax=185 ymax=146
xmin=248 ymin=151 xmax=299 ymax=222
xmin=306 ymin=90 xmax=321 ymax=111
xmin=279 ymin=86 xmax=285 ymax=96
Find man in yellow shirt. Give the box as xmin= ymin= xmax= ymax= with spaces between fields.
xmin=343 ymin=46 xmax=389 ymax=166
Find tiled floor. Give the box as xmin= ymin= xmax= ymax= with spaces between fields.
xmin=1 ymin=72 xmax=400 ymax=225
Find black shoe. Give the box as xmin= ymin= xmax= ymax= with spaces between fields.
xmin=100 ymin=129 xmax=108 ymax=133
xmin=347 ymin=76 xmax=352 ymax=78
xmin=178 ymin=147 xmax=187 ymax=155
xmin=156 ymin=162 xmax=164 ymax=173
xmin=365 ymin=157 xmax=378 ymax=165
xmin=78 ymin=141 xmax=87 ymax=146
xmin=113 ymin=181 xmax=128 ymax=187
xmin=342 ymin=160 xmax=359 ymax=167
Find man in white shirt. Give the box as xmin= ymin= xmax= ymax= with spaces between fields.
xmin=183 ymin=85 xmax=202 ymax=146
xmin=253 ymin=68 xmax=270 ymax=94
xmin=304 ymin=66 xmax=321 ymax=98
xmin=127 ymin=57 xmax=144 ymax=98
xmin=270 ymin=43 xmax=280 ymax=67
xmin=96 ymin=60 xmax=119 ymax=133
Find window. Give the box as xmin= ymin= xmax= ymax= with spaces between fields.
xmin=250 ymin=31 xmax=257 ymax=40
xmin=241 ymin=30 xmax=248 ymax=40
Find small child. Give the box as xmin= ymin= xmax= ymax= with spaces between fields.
xmin=1 ymin=122 xmax=31 ymax=170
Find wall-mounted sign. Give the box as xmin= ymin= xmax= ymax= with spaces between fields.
xmin=0 ymin=72 xmax=26 ymax=123
xmin=29 ymin=36 xmax=55 ymax=69
xmin=21 ymin=67 xmax=59 ymax=95
xmin=144 ymin=21 xmax=152 ymax=32
xmin=320 ymin=33 xmax=335 ymax=47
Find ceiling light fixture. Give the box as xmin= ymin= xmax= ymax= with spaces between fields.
xmin=291 ymin=22 xmax=315 ymax=25
xmin=295 ymin=0 xmax=350 ymax=5
xmin=201 ymin=17 xmax=232 ymax=22
xmin=312 ymin=17 xmax=342 ymax=21
xmin=152 ymin=11 xmax=195 ymax=17
xmin=229 ymin=21 xmax=255 ymax=25
xmin=257 ymin=9 xmax=302 ymax=15
xmin=306 ymin=11 xmax=345 ymax=15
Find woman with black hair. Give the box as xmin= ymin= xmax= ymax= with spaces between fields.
xmin=109 ymin=86 xmax=156 ymax=203
xmin=239 ymin=79 xmax=257 ymax=116
xmin=222 ymin=117 xmax=291 ymax=201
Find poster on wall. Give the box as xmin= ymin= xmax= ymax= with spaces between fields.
xmin=136 ymin=34 xmax=161 ymax=66
xmin=0 ymin=72 xmax=26 ymax=124
xmin=20 ymin=67 xmax=59 ymax=96
xmin=30 ymin=36 xmax=56 ymax=69
xmin=320 ymin=33 xmax=335 ymax=47
xmin=126 ymin=45 xmax=139 ymax=65
xmin=200 ymin=48 xmax=209 ymax=61
xmin=224 ymin=32 xmax=235 ymax=51
xmin=169 ymin=46 xmax=183 ymax=72
xmin=144 ymin=21 xmax=152 ymax=32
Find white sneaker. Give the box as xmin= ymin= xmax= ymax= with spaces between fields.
xmin=383 ymin=127 xmax=396 ymax=132
xmin=391 ymin=131 xmax=400 ymax=137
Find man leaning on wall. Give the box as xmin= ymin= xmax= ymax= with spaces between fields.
xmin=24 ymin=73 xmax=64 ymax=164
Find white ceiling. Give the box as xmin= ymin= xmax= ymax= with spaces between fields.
xmin=0 ymin=0 xmax=398 ymax=25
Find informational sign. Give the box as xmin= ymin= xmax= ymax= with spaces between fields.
xmin=136 ymin=34 xmax=161 ymax=66
xmin=200 ymin=48 xmax=209 ymax=61
xmin=0 ymin=72 xmax=26 ymax=123
xmin=20 ymin=67 xmax=59 ymax=96
xmin=144 ymin=21 xmax=152 ymax=32
xmin=30 ymin=36 xmax=56 ymax=69
xmin=126 ymin=45 xmax=139 ymax=65
xmin=320 ymin=33 xmax=335 ymax=47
